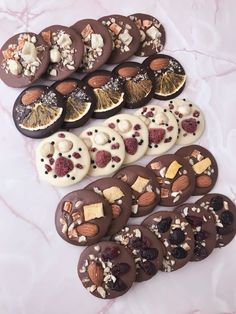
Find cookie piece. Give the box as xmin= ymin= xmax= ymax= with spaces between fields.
xmin=85 ymin=178 xmax=132 ymax=235
xmin=175 ymin=203 xmax=216 ymax=261
xmin=113 ymin=165 xmax=160 ymax=217
xmin=71 ymin=19 xmax=112 ymax=72
xmin=135 ymin=104 xmax=178 ymax=155
xmin=104 ymin=114 xmax=148 ymax=164
xmin=55 ymin=190 xmax=112 ymax=246
xmin=98 ymin=14 xmax=141 ymax=64
xmin=112 ymin=61 xmax=155 ymax=109
xmin=13 ymin=85 xmax=65 ymax=139
xmin=129 ymin=13 xmax=165 ymax=56
xmin=143 ymin=54 xmax=186 ymax=100
xmin=40 ymin=25 xmax=83 ymax=80
xmin=146 ymin=154 xmax=195 ymax=206
xmin=78 ymin=241 xmax=136 ymax=299
xmin=52 ymin=78 xmax=96 ymax=129
xmin=0 ymin=32 xmax=49 ymax=88
xmin=196 ymin=194 xmax=236 ymax=247
xmin=80 ymin=125 xmax=125 ymax=176
xmin=176 ymin=145 xmax=218 ymax=195
xmin=36 ymin=131 xmax=90 ymax=187
xmin=163 ymin=99 xmax=205 ymax=145
xmin=142 ymin=211 xmax=194 ymax=272
xmin=84 ymin=70 xmax=125 ymax=118
xmin=112 ymin=225 xmax=163 ymax=282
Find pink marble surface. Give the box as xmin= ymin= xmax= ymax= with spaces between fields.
xmin=0 ymin=0 xmax=236 ymax=313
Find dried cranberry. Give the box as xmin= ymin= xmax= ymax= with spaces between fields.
xmin=210 ymin=196 xmax=224 ymax=211
xmin=134 ymin=131 xmax=140 ymax=137
xmin=169 ymin=228 xmax=185 ymax=245
xmin=101 ymin=247 xmax=120 ymax=261
xmin=171 ymin=247 xmax=187 ymax=259
xmin=108 ymin=123 xmax=116 ymax=129
xmin=181 ymin=118 xmax=197 ymax=133
xmin=130 ymin=237 xmax=143 ymax=249
xmin=149 ymin=128 xmax=165 ymax=144
xmin=54 ymin=157 xmax=74 ymax=177
xmin=112 ymin=156 xmax=121 ymax=163
xmin=75 ymin=163 xmax=83 ymax=169
xmin=157 ymin=217 xmax=172 ymax=233
xmin=111 ymin=263 xmax=130 ymax=277
xmin=220 ymin=211 xmax=234 ymax=226
xmin=185 ymin=215 xmax=203 ymax=227
xmin=134 ymin=124 xmax=141 ymax=130
xmin=111 ymin=143 xmax=120 ymax=149
xmin=45 ymin=164 xmax=52 ymax=172
xmin=194 ymin=230 xmax=209 ymax=242
xmin=139 ymin=261 xmax=157 ymax=276
xmin=194 ymin=245 xmax=208 ymax=259
xmin=140 ymin=248 xmax=158 ymax=260
xmin=95 ymin=150 xmax=111 ymax=168
xmin=49 ymin=157 xmax=54 ymax=165
xmin=167 ymin=126 xmax=174 ymax=132
xmin=124 ymin=137 xmax=138 ymax=155
xmin=72 ymin=152 xmax=81 ymax=159
xmin=107 ymin=278 xmax=127 ymax=291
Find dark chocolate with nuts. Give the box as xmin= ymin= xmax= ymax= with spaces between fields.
xmin=78 ymin=241 xmax=136 ymax=299
xmin=55 ymin=189 xmax=112 ymax=246
xmin=85 ymin=178 xmax=132 ymax=235
xmin=142 ymin=211 xmax=194 ymax=272
xmin=146 ymin=154 xmax=195 ymax=206
xmin=112 ymin=225 xmax=164 ymax=282
xmin=113 ymin=165 xmax=160 ymax=217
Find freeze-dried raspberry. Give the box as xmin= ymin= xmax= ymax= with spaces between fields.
xmin=72 ymin=152 xmax=81 ymax=159
xmin=108 ymin=123 xmax=116 ymax=129
xmin=58 ymin=133 xmax=65 ymax=138
xmin=167 ymin=126 xmax=174 ymax=132
xmin=112 ymin=156 xmax=121 ymax=163
xmin=149 ymin=128 xmax=165 ymax=144
xmin=181 ymin=118 xmax=197 ymax=133
xmin=133 ymin=124 xmax=141 ymax=130
xmin=49 ymin=158 xmax=54 ymax=165
xmin=146 ymin=111 xmax=154 ymax=118
xmin=75 ymin=163 xmax=83 ymax=169
xmin=45 ymin=164 xmax=52 ymax=172
xmin=87 ymin=131 xmax=92 ymax=135
xmin=111 ymin=143 xmax=120 ymax=149
xmin=124 ymin=137 xmax=138 ymax=155
xmin=95 ymin=150 xmax=111 ymax=168
xmin=54 ymin=157 xmax=74 ymax=177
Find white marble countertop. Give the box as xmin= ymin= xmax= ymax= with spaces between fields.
xmin=0 ymin=0 xmax=236 ymax=313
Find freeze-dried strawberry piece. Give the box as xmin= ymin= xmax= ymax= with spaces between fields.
xmin=55 ymin=157 xmax=74 ymax=177
xmin=95 ymin=150 xmax=111 ymax=168
xmin=111 ymin=143 xmax=120 ymax=149
xmin=124 ymin=137 xmax=138 ymax=155
xmin=149 ymin=128 xmax=165 ymax=144
xmin=45 ymin=164 xmax=52 ymax=172
xmin=108 ymin=123 xmax=116 ymax=129
xmin=72 ymin=152 xmax=81 ymax=159
xmin=181 ymin=118 xmax=197 ymax=133
xmin=112 ymin=156 xmax=121 ymax=163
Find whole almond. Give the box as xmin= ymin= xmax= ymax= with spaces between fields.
xmin=87 ymin=262 xmax=103 ymax=286
xmin=77 ymin=223 xmax=98 ymax=237
xmin=112 ymin=204 xmax=121 ymax=219
xmin=172 ymin=175 xmax=190 ymax=192
xmin=21 ymin=88 xmax=43 ymax=105
xmin=88 ymin=75 xmax=110 ymax=88
xmin=138 ymin=191 xmax=156 ymax=206
xmin=150 ymin=58 xmax=169 ymax=71
xmin=196 ymin=175 xmax=212 ymax=188
xmin=118 ymin=66 xmax=139 ymax=78
xmin=55 ymin=80 xmax=77 ymax=95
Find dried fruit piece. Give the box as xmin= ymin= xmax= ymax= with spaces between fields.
xmin=154 ymin=71 xmax=186 ymax=96
xmin=157 ymin=217 xmax=172 ymax=233
xmin=171 ymin=175 xmax=190 ymax=192
xmin=149 ymin=128 xmax=165 ymax=144
xmin=94 ymin=88 xmax=122 ymax=111
xmin=21 ymin=88 xmax=43 ymax=105
xmin=140 ymin=248 xmax=158 ymax=260
xmin=210 ymin=196 xmax=224 ymax=211
xmin=220 ymin=211 xmax=234 ymax=226
xmin=165 ymin=161 xmax=182 ymax=179
xmin=101 ymin=246 xmax=120 ymax=261
xmin=95 ymin=150 xmax=111 ymax=168
xmin=111 ymin=263 xmax=130 ymax=276
xmin=77 ymin=223 xmax=99 ymax=237
xmin=181 ymin=118 xmax=197 ymax=134
xmin=55 ymin=80 xmax=77 ymax=95
xmin=139 ymin=261 xmax=157 ymax=276
xmin=87 ymin=262 xmax=103 ymax=286
xmin=83 ymin=203 xmax=104 ymax=221
xmin=150 ymin=58 xmax=169 ymax=71
xmin=194 ymin=245 xmax=208 ymax=259
xmin=124 ymin=79 xmax=152 ymax=104
xmin=169 ymin=228 xmax=185 ymax=245
xmin=192 ymin=158 xmax=211 ymax=175
xmin=137 ymin=191 xmax=156 ymax=206
xmin=194 ymin=230 xmax=209 ymax=241
xmin=131 ymin=176 xmax=149 ymax=193
xmin=107 ymin=278 xmax=127 ymax=291
xmin=112 ymin=204 xmax=122 ymax=219
xmin=103 ymin=187 xmax=124 ymax=203
xmin=54 ymin=157 xmax=74 ymax=177
xmin=185 ymin=215 xmax=203 ymax=227
xmin=124 ymin=137 xmax=138 ymax=155
xmin=171 ymin=247 xmax=187 ymax=259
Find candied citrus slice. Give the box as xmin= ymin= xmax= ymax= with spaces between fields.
xmin=125 ymin=79 xmax=152 ymax=104
xmin=94 ymin=89 xmax=123 ymax=111
xmin=155 ymin=71 xmax=186 ymax=96
xmin=65 ymin=96 xmax=91 ymax=122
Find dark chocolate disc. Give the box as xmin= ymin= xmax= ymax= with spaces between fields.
xmin=51 ymin=78 xmax=96 ymax=129
xmin=13 ymin=85 xmax=66 ymax=139
xmin=113 ymin=165 xmax=161 ymax=217
xmin=129 ymin=13 xmax=166 ymax=56
xmin=98 ymin=14 xmax=141 ymax=64
xmin=40 ymin=25 xmax=84 ymax=80
xmin=84 ymin=70 xmax=125 ymax=118
xmin=55 ymin=189 xmax=112 ymax=246
xmin=143 ymin=53 xmax=186 ymax=100
xmin=142 ymin=211 xmax=194 ymax=272
xmin=112 ymin=225 xmax=164 ymax=282
xmin=0 ymin=32 xmax=50 ymax=88
xmin=71 ymin=19 xmax=113 ymax=72
xmin=146 ymin=154 xmax=195 ymax=206
xmin=112 ymin=61 xmax=155 ymax=109
xmin=175 ymin=145 xmax=218 ymax=195
xmin=78 ymin=241 xmax=136 ymax=299
xmin=85 ymin=177 xmax=132 ymax=235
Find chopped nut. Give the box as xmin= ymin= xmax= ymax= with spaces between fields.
xmin=161 ymin=188 xmax=169 ymax=198
xmin=81 ymin=24 xmax=94 ymax=39
xmin=91 ymin=34 xmax=104 ymax=49
xmin=109 ymin=23 xmax=122 ymax=35
xmin=150 ymin=161 xmax=161 ymax=170
xmin=63 ymin=201 xmax=72 ymax=213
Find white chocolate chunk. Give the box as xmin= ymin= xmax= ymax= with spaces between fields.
xmin=118 ymin=32 xmax=133 ymax=46
xmin=50 ymin=48 xmax=61 ymax=63
xmin=7 ymin=59 xmax=22 ymax=75
xmin=21 ymin=42 xmax=37 ymax=64
xmin=131 ymin=176 xmax=149 ymax=193
xmin=57 ymin=34 xmax=72 ymax=48
xmin=103 ymin=186 xmax=124 ymax=203
xmin=146 ymin=26 xmax=161 ymax=40
xmin=91 ymin=34 xmax=104 ymax=49
xmin=165 ymin=161 xmax=182 ymax=179
xmin=83 ymin=203 xmax=104 ymax=221
xmin=192 ymin=157 xmax=211 ymax=174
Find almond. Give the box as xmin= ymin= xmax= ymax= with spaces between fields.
xmin=55 ymin=80 xmax=77 ymax=95
xmin=87 ymin=262 xmax=103 ymax=286
xmin=112 ymin=204 xmax=121 ymax=219
xmin=172 ymin=175 xmax=189 ymax=192
xmin=76 ymin=223 xmax=98 ymax=237
xmin=118 ymin=66 xmax=139 ymax=78
xmin=41 ymin=30 xmax=51 ymax=45
xmin=138 ymin=191 xmax=156 ymax=206
xmin=87 ymin=75 xmax=110 ymax=88
xmin=196 ymin=175 xmax=212 ymax=188
xmin=150 ymin=58 xmax=169 ymax=71
xmin=21 ymin=88 xmax=43 ymax=105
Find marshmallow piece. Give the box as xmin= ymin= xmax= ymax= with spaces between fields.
xmin=118 ymin=32 xmax=133 ymax=46
xmin=146 ymin=26 xmax=161 ymax=40
xmin=91 ymin=34 xmax=104 ymax=49
xmin=118 ymin=120 xmax=131 ymax=133
xmin=57 ymin=140 xmax=73 ymax=153
xmin=7 ymin=60 xmax=22 ymax=75
xmin=94 ymin=132 xmax=109 ymax=145
xmin=50 ymin=48 xmax=61 ymax=63
xmin=21 ymin=42 xmax=37 ymax=64
xmin=178 ymin=105 xmax=191 ymax=116
xmin=155 ymin=113 xmax=169 ymax=124
xmin=57 ymin=34 xmax=72 ymax=48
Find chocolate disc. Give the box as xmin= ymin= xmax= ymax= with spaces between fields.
xmin=112 ymin=61 xmax=155 ymax=109
xmin=78 ymin=241 xmax=136 ymax=299
xmin=112 ymin=225 xmax=164 ymax=282
xmin=176 ymin=145 xmax=218 ymax=195
xmin=113 ymin=165 xmax=161 ymax=217
xmin=51 ymin=78 xmax=96 ymax=129
xmin=55 ymin=190 xmax=112 ymax=246
xmin=40 ymin=25 xmax=84 ymax=80
xmin=71 ymin=19 xmax=113 ymax=72
xmin=196 ymin=194 xmax=236 ymax=248
xmin=143 ymin=53 xmax=186 ymax=100
xmin=13 ymin=85 xmax=65 ymax=139
xmin=98 ymin=14 xmax=141 ymax=64
xmin=146 ymin=154 xmax=195 ymax=206
xmin=0 ymin=32 xmax=50 ymax=88
xmin=175 ymin=203 xmax=217 ymax=261
xmin=85 ymin=178 xmax=132 ymax=235
xmin=84 ymin=70 xmax=125 ymax=118
xmin=129 ymin=13 xmax=166 ymax=56
xmin=142 ymin=211 xmax=194 ymax=272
